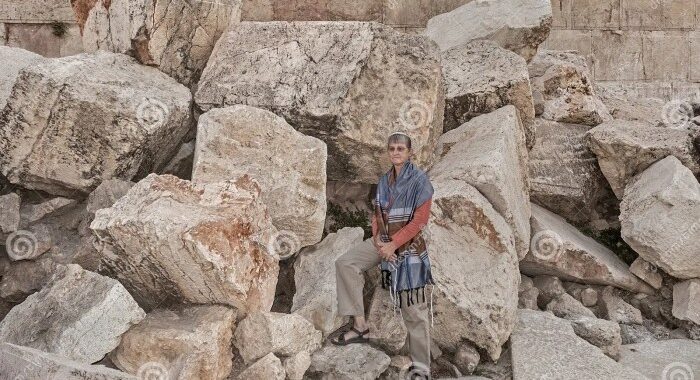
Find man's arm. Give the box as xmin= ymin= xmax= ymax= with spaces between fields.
xmin=389 ymin=198 xmax=432 ymax=248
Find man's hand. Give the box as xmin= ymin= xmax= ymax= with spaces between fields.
xmin=378 ymin=241 xmax=398 ymax=262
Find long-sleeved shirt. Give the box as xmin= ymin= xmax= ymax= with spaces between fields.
xmin=371 ymin=198 xmax=432 ymax=248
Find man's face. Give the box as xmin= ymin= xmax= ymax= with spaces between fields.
xmin=387 ymin=142 xmax=410 ymax=165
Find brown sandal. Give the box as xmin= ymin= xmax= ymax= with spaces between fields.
xmin=331 ymin=326 xmax=370 ymax=346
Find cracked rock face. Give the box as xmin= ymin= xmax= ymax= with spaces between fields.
xmin=0 ymin=46 xmax=45 ymax=111
xmin=73 ymin=0 xmax=240 ymax=88
xmin=0 ymin=264 xmax=145 ymax=363
xmin=90 ymin=173 xmax=280 ymax=314
xmin=441 ymin=40 xmax=535 ymax=147
xmin=620 ymin=156 xmax=700 ymax=279
xmin=423 ymin=176 xmax=520 ymax=361
xmin=586 ymin=120 xmax=700 ymax=199
xmin=192 ymin=105 xmax=327 ymax=249
xmin=528 ymin=50 xmax=612 ymax=126
xmin=110 ymin=305 xmax=237 ymax=380
xmin=0 ymin=51 xmax=193 ymax=198
xmin=424 ymin=0 xmax=552 ymax=61
xmin=195 ymin=21 xmax=444 ymax=183
xmin=0 ymin=342 xmax=135 ymax=380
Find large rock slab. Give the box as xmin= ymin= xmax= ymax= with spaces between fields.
xmin=90 ymin=173 xmax=279 ymax=313
xmin=0 ymin=46 xmax=44 ymax=111
xmin=673 ymin=279 xmax=700 ymax=324
xmin=195 ymin=21 xmax=444 ymax=183
xmin=291 ymin=227 xmax=365 ymax=337
xmin=620 ymin=156 xmax=700 ymax=279
xmin=0 ymin=264 xmax=145 ymax=363
xmin=0 ymin=192 xmax=20 ymax=235
xmin=423 ymin=176 xmax=520 ymax=361
xmin=0 ymin=52 xmax=193 ymax=198
xmin=233 ymin=311 xmax=322 ymax=365
xmin=308 ymin=344 xmax=390 ymax=380
xmin=568 ymin=316 xmax=622 ymax=360
xmin=73 ymin=0 xmax=239 ymax=87
xmin=0 ymin=343 xmax=135 ymax=380
xmin=521 ymin=203 xmax=655 ymax=294
xmin=192 ymin=105 xmax=326 ymax=248
xmin=441 ymin=40 xmax=535 ymax=147
xmin=367 ymin=287 xmax=407 ymax=354
xmin=431 ymin=105 xmax=530 ymax=260
xmin=110 ymin=305 xmax=236 ymax=380
xmin=528 ymin=50 xmax=611 ymax=126
xmin=423 ymin=0 xmax=552 ymax=61
xmin=586 ymin=120 xmax=700 ymax=199
xmin=618 ymin=340 xmax=700 ymax=379
xmin=528 ymin=119 xmax=608 ymax=224
xmin=510 ymin=309 xmax=648 ymax=380
xmin=237 ymin=353 xmax=285 ymax=380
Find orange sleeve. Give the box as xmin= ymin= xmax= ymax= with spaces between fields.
xmin=371 ymin=212 xmax=378 ymax=238
xmin=390 ymin=198 xmax=432 ymax=248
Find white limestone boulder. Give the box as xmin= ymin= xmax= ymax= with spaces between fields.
xmin=110 ymin=305 xmax=237 ymax=380
xmin=673 ymin=279 xmax=700 ymax=325
xmin=192 ymin=105 xmax=327 ymax=249
xmin=0 ymin=343 xmax=135 ymax=380
xmin=307 ymin=344 xmax=390 ymax=380
xmin=0 ymin=52 xmax=193 ymax=198
xmin=0 ymin=46 xmax=44 ymax=111
xmin=510 ymin=309 xmax=648 ymax=380
xmin=423 ymin=0 xmax=552 ymax=61
xmin=619 ymin=156 xmax=700 ymax=279
xmin=423 ymin=176 xmax=520 ymax=361
xmin=528 ymin=50 xmax=612 ymax=126
xmin=233 ymin=311 xmax=322 ymax=365
xmin=586 ymin=120 xmax=700 ymax=199
xmin=528 ymin=119 xmax=608 ymax=224
xmin=0 ymin=264 xmax=145 ymax=363
xmin=431 ymin=105 xmax=531 ymax=260
xmin=291 ymin=227 xmax=365 ymax=337
xmin=72 ymin=0 xmax=239 ymax=87
xmin=441 ymin=40 xmax=535 ymax=147
xmin=195 ymin=21 xmax=444 ymax=183
xmin=521 ymin=203 xmax=655 ymax=294
xmin=90 ymin=173 xmax=279 ymax=313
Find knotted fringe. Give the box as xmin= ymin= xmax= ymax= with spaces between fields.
xmin=382 ymin=269 xmax=435 ymax=327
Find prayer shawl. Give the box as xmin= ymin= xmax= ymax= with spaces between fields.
xmin=374 ymin=158 xmax=435 ymax=314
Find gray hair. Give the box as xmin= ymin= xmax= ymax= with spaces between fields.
xmin=387 ymin=132 xmax=412 ymax=150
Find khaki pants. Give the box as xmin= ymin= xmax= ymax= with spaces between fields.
xmin=335 ymin=238 xmax=431 ymax=369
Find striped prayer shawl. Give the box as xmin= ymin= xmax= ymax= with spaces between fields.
xmin=374 ymin=159 xmax=435 ymax=311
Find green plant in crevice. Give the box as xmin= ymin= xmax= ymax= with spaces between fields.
xmin=324 ymin=202 xmax=372 ymax=240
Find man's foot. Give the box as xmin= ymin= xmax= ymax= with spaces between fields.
xmin=330 ymin=324 xmax=370 ymax=345
xmin=406 ymin=362 xmax=431 ymax=380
